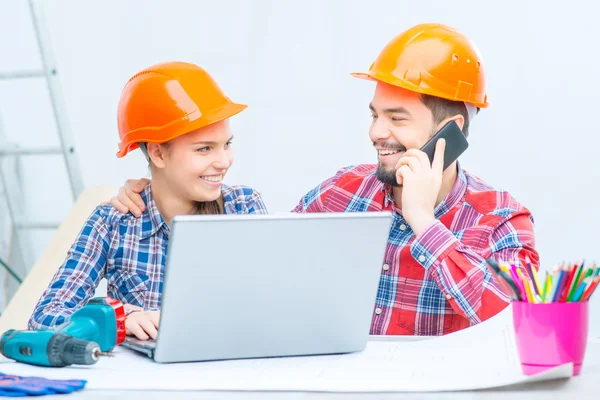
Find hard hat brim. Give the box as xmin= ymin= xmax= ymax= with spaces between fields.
xmin=350 ymin=72 xmax=376 ymax=81
xmin=116 ymin=101 xmax=247 ymax=158
xmin=350 ymin=71 xmax=489 ymax=108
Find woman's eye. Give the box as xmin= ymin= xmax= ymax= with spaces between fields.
xmin=197 ymin=146 xmax=210 ymax=152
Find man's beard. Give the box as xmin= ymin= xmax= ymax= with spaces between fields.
xmin=373 ymin=125 xmax=437 ymax=188
xmin=374 ymin=141 xmax=406 ymax=187
xmin=376 ymin=164 xmax=401 ymax=187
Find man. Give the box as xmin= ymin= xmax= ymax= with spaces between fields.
xmin=108 ymin=23 xmax=538 ymax=336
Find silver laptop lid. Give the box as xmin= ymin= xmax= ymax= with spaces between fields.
xmin=154 ymin=212 xmax=392 ymax=363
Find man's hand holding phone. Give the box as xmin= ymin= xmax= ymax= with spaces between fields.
xmin=395 ymin=138 xmax=446 ymax=236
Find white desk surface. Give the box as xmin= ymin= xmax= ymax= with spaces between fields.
xmin=48 ymin=340 xmax=600 ymax=399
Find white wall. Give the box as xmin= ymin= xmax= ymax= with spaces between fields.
xmin=1 ymin=0 xmax=600 ymax=332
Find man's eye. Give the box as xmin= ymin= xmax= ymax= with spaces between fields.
xmin=197 ymin=147 xmax=210 ymax=152
xmin=370 ymin=114 xmax=378 ymax=119
xmin=225 ymin=141 xmax=233 ymax=147
xmin=391 ymin=117 xmax=406 ymax=122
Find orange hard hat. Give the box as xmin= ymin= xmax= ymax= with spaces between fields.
xmin=116 ymin=61 xmax=247 ymax=158
xmin=352 ymin=23 xmax=488 ymax=108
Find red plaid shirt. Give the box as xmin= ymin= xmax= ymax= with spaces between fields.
xmin=293 ymin=164 xmax=538 ymax=336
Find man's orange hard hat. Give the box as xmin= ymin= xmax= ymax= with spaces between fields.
xmin=352 ymin=23 xmax=488 ymax=108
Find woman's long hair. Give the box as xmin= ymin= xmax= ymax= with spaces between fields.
xmin=192 ymin=195 xmax=224 ymax=215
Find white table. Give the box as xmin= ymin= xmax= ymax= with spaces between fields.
xmin=48 ymin=341 xmax=600 ymax=399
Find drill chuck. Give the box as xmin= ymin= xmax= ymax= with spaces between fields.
xmin=48 ymin=333 xmax=103 ymax=367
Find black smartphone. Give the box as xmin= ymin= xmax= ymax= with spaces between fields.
xmin=420 ymin=120 xmax=468 ymax=171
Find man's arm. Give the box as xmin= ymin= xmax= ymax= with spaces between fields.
xmin=409 ymin=210 xmax=537 ymax=324
xmin=107 ymin=179 xmax=269 ymax=216
xmin=28 ymin=207 xmax=111 ymax=329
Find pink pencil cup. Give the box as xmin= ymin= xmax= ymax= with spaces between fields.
xmin=512 ymin=301 xmax=589 ymax=376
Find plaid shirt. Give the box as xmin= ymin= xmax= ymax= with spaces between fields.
xmin=29 ymin=184 xmax=268 ymax=329
xmin=293 ymin=164 xmax=538 ymax=336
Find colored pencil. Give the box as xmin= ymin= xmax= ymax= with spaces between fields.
xmin=510 ymin=266 xmax=527 ymax=301
xmin=543 ymin=274 xmax=553 ymax=303
xmin=552 ymin=266 xmax=567 ymax=302
xmin=567 ymin=262 xmax=585 ymax=301
xmin=517 ymin=269 xmax=535 ymax=303
xmin=570 ymin=278 xmax=590 ymax=302
xmin=485 ymin=258 xmax=522 ymax=301
xmin=581 ymin=276 xmax=600 ymax=301
xmin=559 ymin=264 xmax=576 ymax=302
xmin=526 ymin=256 xmax=543 ymax=297
xmin=490 ymin=259 xmax=600 ymax=303
xmin=570 ymin=267 xmax=594 ymax=302
xmin=566 ymin=265 xmax=587 ymax=302
xmin=546 ymin=266 xmax=560 ymax=302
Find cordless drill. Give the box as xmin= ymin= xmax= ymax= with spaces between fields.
xmin=0 ymin=297 xmax=127 ymax=367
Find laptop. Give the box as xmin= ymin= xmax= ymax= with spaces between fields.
xmin=121 ymin=212 xmax=392 ymax=363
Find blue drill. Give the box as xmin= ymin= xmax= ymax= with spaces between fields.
xmin=0 ymin=297 xmax=126 ymax=367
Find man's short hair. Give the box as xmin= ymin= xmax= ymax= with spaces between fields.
xmin=421 ymin=94 xmax=479 ymax=137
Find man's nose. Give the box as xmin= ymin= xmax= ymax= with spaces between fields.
xmin=369 ymin=121 xmax=391 ymax=143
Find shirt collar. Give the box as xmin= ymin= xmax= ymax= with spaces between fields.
xmin=380 ymin=162 xmax=467 ymax=216
xmin=139 ymin=185 xmax=169 ymax=240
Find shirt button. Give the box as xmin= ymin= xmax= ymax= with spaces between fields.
xmin=375 ymin=308 xmax=382 ymax=315
xmin=400 ymin=224 xmax=407 ymax=231
xmin=446 ymin=294 xmax=452 ymax=300
xmin=382 ymin=264 xmax=390 ymax=271
xmin=419 ymin=255 xmax=426 ymax=262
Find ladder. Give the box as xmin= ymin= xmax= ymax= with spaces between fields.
xmin=0 ymin=0 xmax=84 ymax=281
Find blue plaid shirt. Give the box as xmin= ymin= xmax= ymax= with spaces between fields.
xmin=29 ymin=184 xmax=268 ymax=329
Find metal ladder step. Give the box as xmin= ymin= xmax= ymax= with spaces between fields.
xmin=0 ymin=146 xmax=63 ymax=156
xmin=0 ymin=70 xmax=46 ymax=80
xmin=14 ymin=221 xmax=60 ymax=230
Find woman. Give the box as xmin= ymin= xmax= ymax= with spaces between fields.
xmin=29 ymin=61 xmax=268 ymax=340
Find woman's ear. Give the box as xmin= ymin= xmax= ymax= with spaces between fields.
xmin=147 ymin=143 xmax=167 ymax=169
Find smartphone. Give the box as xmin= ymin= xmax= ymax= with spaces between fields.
xmin=420 ymin=120 xmax=468 ymax=171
